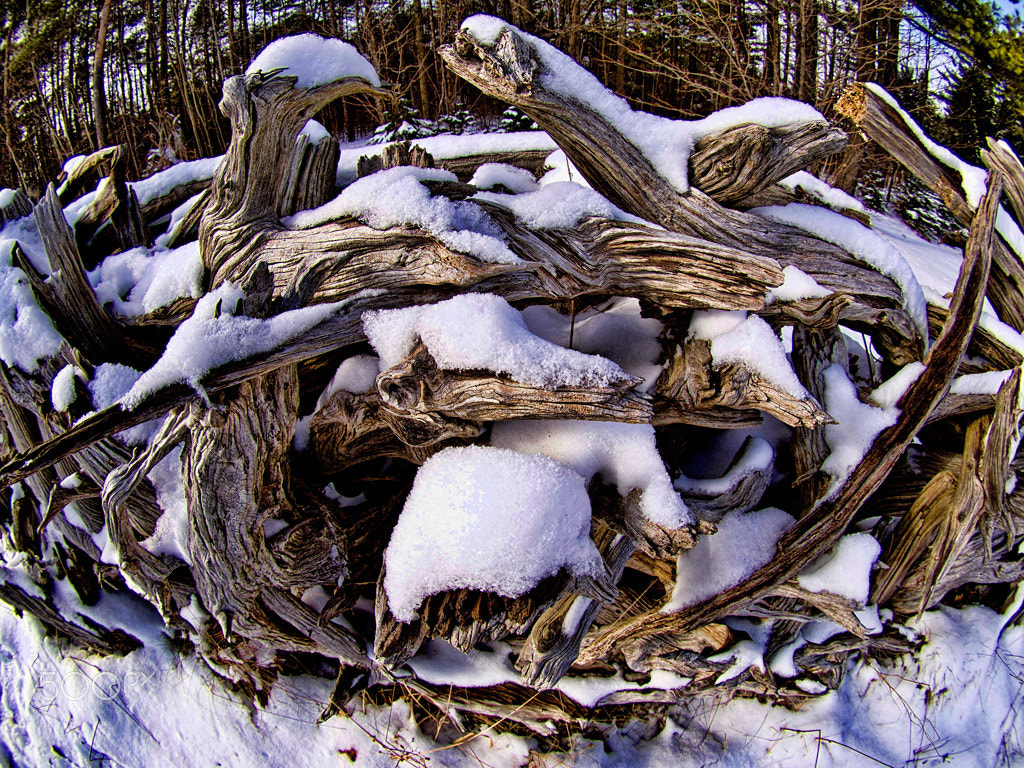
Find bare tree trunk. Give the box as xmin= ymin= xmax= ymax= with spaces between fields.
xmin=91 ymin=0 xmax=114 ymax=150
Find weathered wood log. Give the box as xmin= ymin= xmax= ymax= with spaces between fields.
xmin=0 ymin=188 xmax=33 ymax=226
xmin=440 ymin=24 xmax=924 ymax=365
xmin=837 ymin=82 xmax=1024 ymax=332
xmin=73 ymin=145 xmax=153 ymax=259
xmin=55 ymin=145 xmax=120 ymax=204
xmin=578 ymin=171 xmax=1001 ymax=666
xmin=280 ymin=125 xmax=341 ymax=217
xmin=690 ymin=121 xmax=848 ymax=206
xmin=0 ymin=580 xmax=141 ymax=656
xmin=516 ymin=526 xmax=635 ymax=688
xmin=23 ymin=189 xmax=145 ymax=367
xmin=654 ymin=336 xmax=831 ymax=429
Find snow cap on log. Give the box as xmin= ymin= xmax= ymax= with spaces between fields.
xmin=383 ymin=445 xmax=605 ymax=623
xmin=245 ymin=33 xmax=381 ymax=89
xmin=457 ymin=14 xmax=825 ymax=194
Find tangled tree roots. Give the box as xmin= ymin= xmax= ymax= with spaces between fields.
xmin=1 ymin=17 xmax=1023 ymax=742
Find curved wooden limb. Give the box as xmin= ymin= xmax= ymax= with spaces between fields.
xmin=590 ymin=484 xmax=712 ymax=559
xmin=690 ymin=121 xmax=847 ymax=206
xmin=100 ymin=408 xmax=192 ymax=614
xmin=441 ymin=24 xmax=923 ymax=363
xmin=838 ymin=82 xmax=1024 ymax=332
xmin=55 ymin=145 xmax=120 ymax=205
xmin=200 ymin=70 xmax=385 ymax=285
xmin=675 ymin=436 xmax=774 ymax=523
xmin=182 ymin=366 xmax=350 ymax=652
xmin=655 ymin=338 xmax=831 ymax=429
xmin=517 ymin=527 xmax=634 ymax=689
xmin=375 ymin=342 xmax=650 ymax=445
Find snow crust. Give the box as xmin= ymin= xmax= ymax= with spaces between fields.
xmin=383 ymin=446 xmax=603 ymax=622
xmin=521 ymin=296 xmax=664 ymax=391
xmin=0 ymin=241 xmax=64 ymax=372
xmin=754 ymin=203 xmax=928 ymax=340
xmin=474 ymin=181 xmax=649 ymax=229
xmin=778 ymin=171 xmax=866 ymax=212
xmin=287 ymin=166 xmax=521 ymax=264
xmin=462 ymin=15 xmax=824 ymax=194
xmin=122 ymin=284 xmax=342 ymax=408
xmin=89 ymin=241 xmax=203 ymax=317
xmin=491 ymin=419 xmax=691 ymax=527
xmin=820 ymin=364 xmax=898 ymax=493
xmin=664 ymin=507 xmax=795 ymax=611
xmin=469 ymin=162 xmax=539 ymax=193
xmin=950 ymin=369 xmax=1014 ymax=396
xmin=797 ymin=533 xmax=881 ymax=604
xmin=689 ymin=310 xmax=807 ymax=397
xmin=363 ymin=293 xmax=630 ymax=388
xmin=245 ymin=34 xmax=380 ymax=88
xmin=766 ymin=264 xmax=832 ymax=303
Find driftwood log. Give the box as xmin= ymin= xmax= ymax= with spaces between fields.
xmin=0 ymin=16 xmax=1022 ymax=744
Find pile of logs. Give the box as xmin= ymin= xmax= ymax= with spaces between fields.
xmin=1 ymin=18 xmax=1023 ymax=741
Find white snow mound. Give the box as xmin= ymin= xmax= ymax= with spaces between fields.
xmin=383 ymin=446 xmax=604 ymax=622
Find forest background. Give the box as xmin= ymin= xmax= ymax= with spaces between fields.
xmin=2 ymin=0 xmax=1023 ymax=200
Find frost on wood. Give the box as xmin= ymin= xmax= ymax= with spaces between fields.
xmin=0 ymin=14 xmax=1021 ymax=745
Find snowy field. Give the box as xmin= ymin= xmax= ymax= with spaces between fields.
xmin=0 ymin=589 xmax=1021 ymax=766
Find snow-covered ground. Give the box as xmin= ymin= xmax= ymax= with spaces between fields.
xmin=0 ymin=587 xmax=1021 ymax=767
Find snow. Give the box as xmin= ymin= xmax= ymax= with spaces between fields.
xmin=153 ymin=191 xmax=203 ymax=248
xmin=491 ymin=419 xmax=691 ymax=528
xmin=766 ymin=264 xmax=832 ymax=303
xmin=462 ymin=17 xmax=823 ymax=194
xmin=0 ymin=189 xmax=16 ymax=210
xmin=820 ymin=364 xmax=898 ymax=494
xmin=245 ymin=34 xmax=380 ymax=89
xmin=382 ymin=445 xmax=604 ymax=622
xmin=287 ymin=166 xmax=521 ymax=264
xmin=521 ymin=296 xmax=664 ymax=392
xmin=868 ymin=360 xmax=925 ymax=409
xmin=663 ymin=507 xmax=795 ymax=611
xmin=866 ymin=83 xmax=989 ymax=209
xmin=0 ymin=241 xmax=64 ymax=372
xmin=122 ymin=284 xmax=343 ymax=409
xmin=141 ymin=447 xmax=190 ymax=564
xmin=709 ymin=639 xmax=766 ymax=683
xmin=539 ymin=149 xmax=589 ymax=186
xmin=51 ymin=364 xmax=85 ymax=412
xmin=754 ymin=203 xmax=929 ymax=340
xmin=87 ymin=363 xmax=163 ymax=445
xmin=469 ymin=162 xmax=539 ymax=193
xmin=674 ymin=437 xmax=773 ymax=502
xmin=363 ymin=293 xmax=630 ymax=389
xmin=951 ymin=369 xmax=1014 ymax=395
xmin=796 ymin=533 xmax=881 ymax=604
xmin=778 ymin=171 xmax=867 ymax=212
xmin=129 ymin=156 xmax=222 ymax=208
xmin=689 ymin=310 xmax=807 ymax=397
xmin=89 ymin=241 xmax=204 ymax=317
xmin=474 ymin=181 xmax=649 ymax=229
xmin=300 ymin=118 xmax=330 ymax=144
xmin=315 ymin=354 xmax=379 ymax=411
